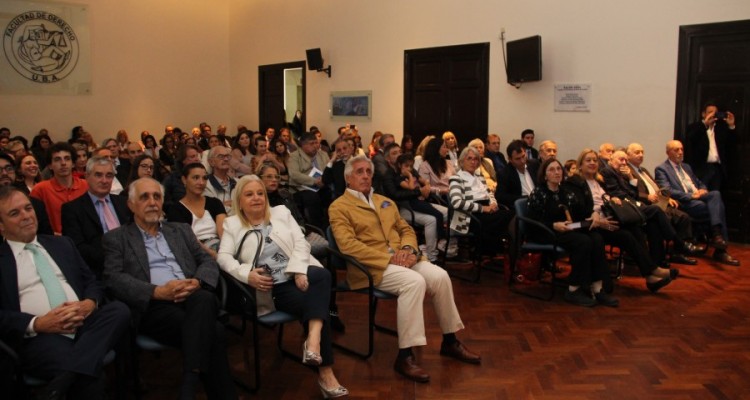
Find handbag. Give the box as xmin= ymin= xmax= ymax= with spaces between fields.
xmin=513 ymin=253 xmax=543 ymax=283
xmin=235 ymin=228 xmax=276 ymax=316
xmin=601 ymin=194 xmax=646 ymax=227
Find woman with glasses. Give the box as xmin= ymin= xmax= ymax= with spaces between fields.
xmin=166 ymin=163 xmax=227 ymax=258
xmin=449 ymin=146 xmax=513 ymax=261
xmin=125 ymin=154 xmax=158 ymax=193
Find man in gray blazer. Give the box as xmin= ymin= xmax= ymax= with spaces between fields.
xmin=102 ymin=177 xmax=237 ymax=399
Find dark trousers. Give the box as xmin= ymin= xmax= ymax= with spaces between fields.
xmin=679 ymin=191 xmax=728 ymax=239
xmin=272 ymin=266 xmax=334 ymax=366
xmin=472 ymin=209 xmax=513 ymax=256
xmin=555 ymin=231 xmax=608 ymax=287
xmin=698 ymin=162 xmax=723 ymax=192
xmin=139 ymin=289 xmax=236 ymax=400
xmin=21 ymin=301 xmax=131 ymax=397
xmin=640 ymin=204 xmax=680 ymax=264
xmin=666 ymin=207 xmax=693 ymax=240
xmin=599 ymin=228 xmax=657 ymax=277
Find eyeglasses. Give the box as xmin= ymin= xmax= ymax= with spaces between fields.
xmin=139 ymin=164 xmax=154 ymax=170
xmin=213 ymin=154 xmax=231 ymax=160
xmin=261 ymin=174 xmax=280 ymax=180
xmin=1 ymin=165 xmax=14 ymax=173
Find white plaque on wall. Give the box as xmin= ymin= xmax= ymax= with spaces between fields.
xmin=554 ymin=84 xmax=591 ymax=112
xmin=1 ymin=1 xmax=91 ymax=95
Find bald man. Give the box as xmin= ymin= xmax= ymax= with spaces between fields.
xmin=654 ymin=141 xmax=738 ymax=266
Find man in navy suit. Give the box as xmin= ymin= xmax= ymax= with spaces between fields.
xmin=655 ymin=140 xmax=739 ymax=266
xmin=103 ymin=177 xmax=236 ymax=399
xmin=685 ymin=102 xmax=736 ymax=191
xmin=62 ymin=156 xmax=131 ymax=278
xmin=0 ymin=153 xmax=52 ymax=235
xmin=496 ymin=139 xmax=538 ymax=208
xmin=0 ymin=186 xmax=130 ymax=399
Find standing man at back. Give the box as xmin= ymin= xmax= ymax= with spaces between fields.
xmin=685 ymin=102 xmax=736 ymax=191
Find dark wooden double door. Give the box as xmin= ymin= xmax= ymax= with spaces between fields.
xmin=674 ymin=19 xmax=750 ymax=243
xmin=404 ymin=43 xmax=489 ymax=147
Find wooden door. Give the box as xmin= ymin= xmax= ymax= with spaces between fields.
xmin=404 ymin=43 xmax=489 ymax=147
xmin=258 ymin=61 xmax=306 ymax=133
xmin=674 ymin=19 xmax=750 ymax=243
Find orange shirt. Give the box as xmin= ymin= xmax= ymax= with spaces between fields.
xmin=30 ymin=177 xmax=89 ymax=234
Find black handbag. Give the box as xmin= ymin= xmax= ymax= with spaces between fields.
xmin=601 ymin=194 xmax=646 ymax=227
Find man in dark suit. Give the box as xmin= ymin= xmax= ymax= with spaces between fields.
xmin=685 ymin=102 xmax=736 ymax=191
xmin=62 ymin=156 xmax=131 ymax=278
xmin=626 ymin=143 xmax=704 ymax=252
xmin=0 ymin=153 xmax=52 ymax=235
xmin=485 ymin=134 xmax=507 ymax=178
xmin=0 ymin=186 xmax=130 ymax=399
xmin=496 ymin=139 xmax=538 ymax=208
xmin=655 ymin=140 xmax=739 ymax=266
xmin=601 ymin=150 xmax=697 ymax=266
xmin=102 ymin=177 xmax=237 ymax=399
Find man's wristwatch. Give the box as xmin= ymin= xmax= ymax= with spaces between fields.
xmin=401 ymin=245 xmax=421 ymax=257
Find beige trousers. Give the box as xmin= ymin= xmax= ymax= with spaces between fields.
xmin=377 ymin=261 xmax=465 ymax=349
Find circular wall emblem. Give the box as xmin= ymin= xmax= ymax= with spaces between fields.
xmin=3 ymin=11 xmax=79 ymax=83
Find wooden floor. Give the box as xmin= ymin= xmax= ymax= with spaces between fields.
xmin=135 ymin=243 xmax=750 ymax=400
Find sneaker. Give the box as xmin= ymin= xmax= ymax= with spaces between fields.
xmin=564 ymin=289 xmax=596 ymax=307
xmin=418 ymin=244 xmax=428 ymax=254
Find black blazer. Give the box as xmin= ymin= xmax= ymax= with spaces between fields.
xmin=685 ymin=120 xmax=734 ymax=176
xmin=496 ymin=163 xmax=538 ymax=208
xmin=61 ymin=192 xmax=131 ymax=277
xmin=600 ymin=164 xmax=638 ymax=201
xmin=0 ymin=235 xmax=102 ymax=343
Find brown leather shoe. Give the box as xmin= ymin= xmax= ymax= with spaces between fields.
xmin=714 ymin=251 xmax=740 ymax=266
xmin=393 ymin=355 xmax=430 ymax=383
xmin=710 ymin=235 xmax=728 ymax=250
xmin=440 ymin=341 xmax=481 ymax=364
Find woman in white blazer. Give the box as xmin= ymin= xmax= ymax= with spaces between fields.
xmin=217 ymin=175 xmax=347 ymax=398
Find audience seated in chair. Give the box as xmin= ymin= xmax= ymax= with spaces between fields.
xmin=0 ymin=186 xmax=130 ymax=399
xmin=103 ymin=177 xmax=237 ymax=399
xmin=329 ymin=155 xmax=481 ymax=384
xmin=217 ymin=175 xmax=348 ymax=398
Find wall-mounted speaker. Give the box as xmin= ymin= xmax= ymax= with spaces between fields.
xmin=306 ymin=48 xmax=323 ymax=70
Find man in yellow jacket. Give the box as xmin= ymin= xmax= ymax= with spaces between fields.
xmin=329 ymin=155 xmax=480 ymax=384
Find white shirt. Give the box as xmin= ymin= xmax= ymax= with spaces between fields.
xmin=586 ymin=179 xmax=607 ymax=212
xmin=517 ymin=167 xmax=535 ymax=196
xmin=346 ymin=187 xmax=375 ymax=210
xmin=706 ymin=125 xmax=720 ymax=163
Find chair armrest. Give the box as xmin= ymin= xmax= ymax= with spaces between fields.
xmin=517 ymin=215 xmax=557 ymax=244
xmin=304 ymin=223 xmax=325 ymax=237
xmin=325 ymin=246 xmax=375 ymax=290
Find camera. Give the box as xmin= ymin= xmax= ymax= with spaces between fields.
xmin=715 ymin=111 xmax=727 ymax=120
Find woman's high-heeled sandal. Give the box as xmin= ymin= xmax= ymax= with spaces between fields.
xmin=302 ymin=340 xmax=322 ymax=366
xmin=318 ymin=379 xmax=348 ymax=398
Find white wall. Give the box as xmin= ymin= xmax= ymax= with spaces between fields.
xmin=0 ymin=0 xmax=231 ymax=143
xmin=228 ymin=0 xmax=750 ymax=169
xmin=2 ymin=0 xmax=748 ymax=170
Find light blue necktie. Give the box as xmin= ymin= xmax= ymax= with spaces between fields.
xmin=25 ymin=243 xmax=68 ymax=309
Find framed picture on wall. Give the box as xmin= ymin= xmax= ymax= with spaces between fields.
xmin=330 ymin=90 xmax=372 ymax=120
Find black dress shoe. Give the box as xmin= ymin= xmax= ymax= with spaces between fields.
xmin=564 ymin=289 xmax=596 ymax=307
xmin=393 ymin=355 xmax=430 ymax=383
xmin=440 ymin=341 xmax=481 ymax=364
xmin=594 ymin=292 xmax=619 ymax=307
xmin=710 ymin=235 xmax=728 ymax=250
xmin=670 ymin=253 xmax=697 ymax=265
xmin=683 ymin=242 xmax=707 ymax=255
xmin=714 ymin=251 xmax=740 ymax=266
xmin=646 ymin=276 xmax=672 ymax=293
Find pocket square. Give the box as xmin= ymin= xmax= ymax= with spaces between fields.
xmin=381 ymin=201 xmax=392 ymax=208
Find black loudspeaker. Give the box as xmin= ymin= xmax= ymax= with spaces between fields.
xmin=306 ymin=48 xmax=323 ymax=70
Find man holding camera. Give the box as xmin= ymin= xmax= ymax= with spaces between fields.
xmin=685 ymin=102 xmax=736 ymax=191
